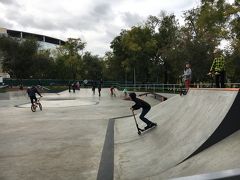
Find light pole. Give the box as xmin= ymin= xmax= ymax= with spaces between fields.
xmin=133 ymin=67 xmax=136 ymax=91
xmin=159 ymin=56 xmax=164 ymax=83
xmin=125 ymin=67 xmax=127 ymax=88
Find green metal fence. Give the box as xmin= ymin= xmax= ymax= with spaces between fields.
xmin=3 ymin=79 xmax=240 ymax=94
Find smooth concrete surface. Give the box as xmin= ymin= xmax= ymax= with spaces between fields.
xmin=18 ymin=99 xmax=97 ymax=108
xmin=2 ymin=88 xmax=239 ymax=180
xmin=114 ymin=89 xmax=238 ymax=180
xmin=0 ymin=91 xmax=29 ymax=107
xmin=0 ymin=88 xmax=159 ymax=180
xmin=159 ymin=130 xmax=240 ymax=179
xmin=170 ymin=168 xmax=240 ymax=180
xmin=156 ymin=92 xmax=176 ymax=99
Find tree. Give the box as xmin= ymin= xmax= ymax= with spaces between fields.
xmin=32 ymin=50 xmax=55 ymax=79
xmin=0 ymin=37 xmax=39 ymax=79
xmin=109 ymin=30 xmax=129 ymax=82
xmin=82 ymin=52 xmax=103 ymax=80
xmin=152 ymin=14 xmax=182 ymax=83
xmin=55 ymin=38 xmax=86 ymax=80
xmin=226 ymin=2 xmax=240 ymax=82
xmin=178 ymin=0 xmax=230 ymax=82
xmin=110 ymin=26 xmax=158 ymax=83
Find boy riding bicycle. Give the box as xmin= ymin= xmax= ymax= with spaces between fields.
xmin=27 ymin=86 xmax=42 ymax=106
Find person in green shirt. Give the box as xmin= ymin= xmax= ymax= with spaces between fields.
xmin=209 ymin=50 xmax=225 ymax=88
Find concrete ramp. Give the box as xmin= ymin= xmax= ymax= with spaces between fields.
xmin=114 ymin=89 xmax=240 ymax=179
xmin=158 ymin=130 xmax=240 ymax=179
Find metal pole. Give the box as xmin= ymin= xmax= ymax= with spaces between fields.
xmin=134 ymin=68 xmax=136 ymax=91
xmin=125 ymin=71 xmax=127 ymax=87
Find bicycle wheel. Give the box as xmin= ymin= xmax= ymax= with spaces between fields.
xmin=39 ymin=103 xmax=42 ymax=111
xmin=31 ymin=105 xmax=36 ymax=112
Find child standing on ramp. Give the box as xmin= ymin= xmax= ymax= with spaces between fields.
xmin=129 ymin=93 xmax=157 ymax=130
xmin=181 ymin=62 xmax=192 ymax=90
xmin=179 ymin=62 xmax=192 ymax=96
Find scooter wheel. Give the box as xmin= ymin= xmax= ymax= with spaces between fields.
xmin=138 ymin=131 xmax=141 ymax=135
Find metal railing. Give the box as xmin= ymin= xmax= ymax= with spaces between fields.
xmin=2 ymin=78 xmax=240 ymax=93
xmin=115 ymin=83 xmax=240 ymax=94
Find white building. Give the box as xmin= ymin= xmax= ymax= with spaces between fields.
xmin=0 ymin=27 xmax=65 ymax=78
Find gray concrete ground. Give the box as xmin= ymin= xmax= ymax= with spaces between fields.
xmin=4 ymin=88 xmax=239 ymax=180
xmin=0 ymin=88 xmax=159 ymax=180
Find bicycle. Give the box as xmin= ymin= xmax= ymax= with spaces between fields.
xmin=31 ymin=97 xmax=42 ymax=112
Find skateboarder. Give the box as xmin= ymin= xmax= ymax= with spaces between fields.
xmin=129 ymin=92 xmax=156 ymax=130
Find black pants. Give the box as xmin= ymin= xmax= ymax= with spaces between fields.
xmin=30 ymin=96 xmax=37 ymax=104
xmin=139 ymin=107 xmax=152 ymax=125
xmin=98 ymin=88 xmax=101 ymax=96
xmin=215 ymin=71 xmax=225 ymax=88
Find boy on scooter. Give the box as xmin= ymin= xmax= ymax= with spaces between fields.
xmin=129 ymin=92 xmax=157 ymax=130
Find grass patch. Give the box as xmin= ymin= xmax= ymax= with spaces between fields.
xmin=0 ymin=88 xmax=7 ymax=93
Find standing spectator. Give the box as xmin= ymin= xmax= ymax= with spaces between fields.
xmin=19 ymin=83 xmax=23 ymax=90
xmin=92 ymin=82 xmax=96 ymax=95
xmin=209 ymin=50 xmax=225 ymax=88
xmin=181 ymin=62 xmax=192 ymax=91
xmin=76 ymin=81 xmax=80 ymax=90
xmin=68 ymin=81 xmax=71 ymax=92
xmin=110 ymin=86 xmax=116 ymax=96
xmin=98 ymin=82 xmax=102 ymax=97
xmin=72 ymin=82 xmax=76 ymax=93
xmin=83 ymin=79 xmax=88 ymax=88
xmin=123 ymin=88 xmax=128 ymax=97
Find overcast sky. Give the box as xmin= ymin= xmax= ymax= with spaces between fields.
xmin=0 ymin=0 xmax=228 ymax=56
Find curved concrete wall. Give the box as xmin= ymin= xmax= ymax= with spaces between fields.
xmin=114 ymin=89 xmax=239 ymax=179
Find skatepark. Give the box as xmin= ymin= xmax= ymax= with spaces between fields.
xmin=1 ymin=88 xmax=240 ymax=180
